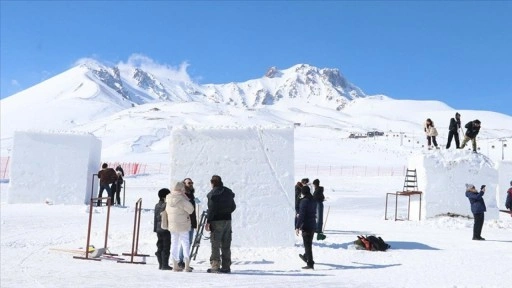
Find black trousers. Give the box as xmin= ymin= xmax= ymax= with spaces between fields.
xmin=302 ymin=229 xmax=315 ymax=267
xmin=446 ymin=130 xmax=460 ymax=149
xmin=427 ymin=136 xmax=438 ymax=147
xmin=473 ymin=213 xmax=484 ymax=239
xmin=156 ymin=231 xmax=171 ymax=267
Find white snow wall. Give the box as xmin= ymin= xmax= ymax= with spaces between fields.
xmin=409 ymin=151 xmax=498 ymax=219
xmin=169 ymin=126 xmax=295 ymax=247
xmin=8 ymin=131 xmax=101 ymax=205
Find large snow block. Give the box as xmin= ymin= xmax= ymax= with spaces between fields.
xmin=170 ymin=126 xmax=295 ymax=247
xmin=409 ymin=150 xmax=498 ymax=219
xmin=497 ymin=161 xmax=512 ymax=218
xmin=8 ymin=131 xmax=101 ymax=205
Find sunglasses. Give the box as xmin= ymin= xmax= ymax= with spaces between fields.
xmin=185 ymin=182 xmax=193 ymax=185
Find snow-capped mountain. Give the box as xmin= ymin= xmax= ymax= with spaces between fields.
xmin=0 ymin=59 xmax=366 ymax=137
xmin=2 ymin=58 xmax=512 ymax=163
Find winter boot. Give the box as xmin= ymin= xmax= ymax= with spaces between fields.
xmin=184 ymin=258 xmax=192 ymax=272
xmin=155 ymin=252 xmax=162 ymax=269
xmin=161 ymin=255 xmax=172 ymax=270
xmin=173 ymin=260 xmax=183 ymax=272
xmin=207 ymin=260 xmax=220 ymax=273
xmin=317 ymin=232 xmax=326 ymax=240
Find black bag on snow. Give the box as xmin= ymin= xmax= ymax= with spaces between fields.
xmin=366 ymin=235 xmax=391 ymax=251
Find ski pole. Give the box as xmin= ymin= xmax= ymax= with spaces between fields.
xmin=322 ymin=205 xmax=330 ymax=232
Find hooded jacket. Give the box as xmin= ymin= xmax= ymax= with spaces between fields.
xmin=206 ymin=186 xmax=236 ymax=223
xmin=165 ymin=190 xmax=194 ymax=233
xmin=464 ymin=121 xmax=481 ymax=138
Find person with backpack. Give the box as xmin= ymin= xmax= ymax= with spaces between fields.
xmin=424 ymin=118 xmax=439 ymax=150
xmin=505 ymin=180 xmax=512 ymax=212
xmin=460 ymin=119 xmax=481 ymax=152
xmin=446 ymin=112 xmax=462 ymax=149
xmin=154 ymin=188 xmax=172 ymax=270
xmin=312 ymin=179 xmax=326 ymax=240
xmin=465 ymin=184 xmax=487 ymax=240
xmin=296 ymin=185 xmax=317 ymax=270
xmin=97 ymin=163 xmax=117 ymax=206
xmin=165 ymin=181 xmax=194 ymax=272
xmin=205 ymin=175 xmax=236 ymax=273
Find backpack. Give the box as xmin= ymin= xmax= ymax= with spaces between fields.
xmin=355 ymin=235 xmax=391 ymax=251
xmin=210 ymin=187 xmax=236 ymax=215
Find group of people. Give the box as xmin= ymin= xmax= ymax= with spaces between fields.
xmin=154 ymin=175 xmax=236 ymax=274
xmin=424 ymin=113 xmax=481 ymax=152
xmin=294 ymin=178 xmax=326 ymax=270
xmin=97 ymin=163 xmax=124 ymax=206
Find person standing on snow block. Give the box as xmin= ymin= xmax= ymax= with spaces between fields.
xmin=460 ymin=119 xmax=481 ymax=152
xmin=205 ymin=175 xmax=236 ymax=274
xmin=446 ymin=112 xmax=462 ymax=149
xmin=312 ymin=179 xmax=326 ymax=240
xmin=424 ymin=118 xmax=439 ymax=150
xmin=97 ymin=163 xmax=117 ymax=206
xmin=465 ymin=184 xmax=487 ymax=241
xmin=154 ymin=188 xmax=172 ymax=270
xmin=505 ymin=180 xmax=512 ymax=212
xmin=296 ymin=185 xmax=317 ymax=270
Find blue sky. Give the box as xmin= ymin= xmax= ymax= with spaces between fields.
xmin=1 ymin=1 xmax=511 ymax=115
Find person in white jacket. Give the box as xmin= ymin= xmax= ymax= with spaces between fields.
xmin=424 ymin=118 xmax=439 ymax=150
xmin=165 ymin=181 xmax=194 ymax=272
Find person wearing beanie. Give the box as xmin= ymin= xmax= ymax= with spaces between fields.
xmin=465 ymin=184 xmax=487 ymax=240
xmin=312 ymin=179 xmax=326 ymax=240
xmin=446 ymin=112 xmax=462 ymax=149
xmin=154 ymin=188 xmax=172 ymax=270
xmin=460 ymin=119 xmax=481 ymax=152
xmin=296 ymin=185 xmax=317 ymax=270
xmin=505 ymin=180 xmax=512 ymax=212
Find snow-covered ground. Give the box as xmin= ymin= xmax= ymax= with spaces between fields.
xmin=1 ymin=127 xmax=511 ymax=288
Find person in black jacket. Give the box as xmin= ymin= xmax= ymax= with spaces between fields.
xmin=154 ymin=188 xmax=172 ymax=270
xmin=460 ymin=119 xmax=481 ymax=152
xmin=205 ymin=175 xmax=236 ymax=273
xmin=446 ymin=112 xmax=461 ymax=149
xmin=111 ymin=166 xmax=124 ymax=206
xmin=294 ymin=178 xmax=309 ymax=227
xmin=178 ymin=178 xmax=197 ymax=269
xmin=312 ymin=179 xmax=326 ymax=239
xmin=296 ymin=186 xmax=317 ymax=270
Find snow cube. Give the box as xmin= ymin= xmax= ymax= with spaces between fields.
xmin=8 ymin=131 xmax=101 ymax=205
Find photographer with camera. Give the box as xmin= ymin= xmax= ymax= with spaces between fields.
xmin=465 ymin=184 xmax=487 ymax=240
